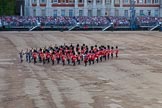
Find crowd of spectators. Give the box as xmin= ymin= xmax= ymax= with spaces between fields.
xmin=109 ymin=16 xmax=130 ymax=27
xmin=0 ymin=16 xmax=161 ymax=28
xmin=136 ymin=16 xmax=161 ymax=26
xmin=75 ymin=16 xmax=110 ymax=26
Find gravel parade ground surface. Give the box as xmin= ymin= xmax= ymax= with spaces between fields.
xmin=0 ymin=31 xmax=162 ymax=108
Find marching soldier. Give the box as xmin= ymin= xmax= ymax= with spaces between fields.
xmin=32 ymin=50 xmax=37 ymax=64
xmin=111 ymin=46 xmax=114 ymax=58
xmin=115 ymin=46 xmax=119 ymax=58
xmin=19 ymin=50 xmax=24 ymax=63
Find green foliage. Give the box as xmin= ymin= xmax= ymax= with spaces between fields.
xmin=0 ymin=0 xmax=15 ymax=16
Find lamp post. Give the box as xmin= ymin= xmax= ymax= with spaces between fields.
xmin=130 ymin=0 xmax=136 ymax=30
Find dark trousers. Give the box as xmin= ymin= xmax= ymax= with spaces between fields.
xmin=96 ymin=58 xmax=99 ymax=63
xmin=34 ymin=58 xmax=36 ymax=64
xmin=67 ymin=59 xmax=70 ymax=64
xmin=43 ymin=58 xmax=45 ymax=64
xmin=77 ymin=60 xmax=80 ymax=65
xmin=84 ymin=61 xmax=87 ymax=66
xmin=57 ymin=58 xmax=60 ymax=64
xmin=52 ymin=60 xmax=54 ymax=65
xmin=111 ymin=54 xmax=113 ymax=58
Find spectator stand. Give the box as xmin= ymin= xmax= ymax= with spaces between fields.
xmin=0 ymin=16 xmax=162 ymax=31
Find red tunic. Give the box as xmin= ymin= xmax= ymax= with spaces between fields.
xmin=51 ymin=54 xmax=55 ymax=61
xmin=43 ymin=53 xmax=46 ymax=59
xmin=65 ymin=50 xmax=69 ymax=55
xmin=61 ymin=55 xmax=66 ymax=62
xmin=40 ymin=52 xmax=44 ymax=59
xmin=71 ymin=55 xmax=77 ymax=62
xmin=115 ymin=49 xmax=119 ymax=54
xmin=91 ymin=53 xmax=95 ymax=61
xmin=81 ymin=50 xmax=84 ymax=54
xmin=106 ymin=49 xmax=110 ymax=55
xmin=46 ymin=52 xmax=51 ymax=59
xmin=66 ymin=53 xmax=71 ymax=60
xmin=111 ymin=49 xmax=114 ymax=54
xmin=93 ymin=48 xmax=97 ymax=53
xmin=77 ymin=54 xmax=81 ymax=60
xmin=84 ymin=54 xmax=89 ymax=62
xmin=95 ymin=53 xmax=99 ymax=59
xmin=103 ymin=49 xmax=107 ymax=56
xmin=87 ymin=53 xmax=92 ymax=60
xmin=33 ymin=52 xmax=37 ymax=59
xmin=98 ymin=51 xmax=103 ymax=57
xmin=56 ymin=53 xmax=60 ymax=59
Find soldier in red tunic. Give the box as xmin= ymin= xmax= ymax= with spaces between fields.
xmin=84 ymin=52 xmax=89 ymax=66
xmin=66 ymin=52 xmax=71 ymax=65
xmin=91 ymin=52 xmax=95 ymax=64
xmin=32 ymin=50 xmax=37 ymax=64
xmin=71 ymin=52 xmax=77 ymax=66
xmin=111 ymin=46 xmax=114 ymax=58
xmin=77 ymin=52 xmax=81 ymax=65
xmin=95 ymin=50 xmax=99 ymax=63
xmin=107 ymin=45 xmax=110 ymax=60
xmin=87 ymin=52 xmax=92 ymax=65
xmin=61 ymin=52 xmax=66 ymax=66
xmin=51 ymin=53 xmax=55 ymax=65
xmin=46 ymin=51 xmax=51 ymax=63
xmin=56 ymin=51 xmax=60 ymax=64
xmin=115 ymin=46 xmax=119 ymax=58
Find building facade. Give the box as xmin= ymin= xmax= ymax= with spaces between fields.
xmin=24 ymin=0 xmax=162 ymax=17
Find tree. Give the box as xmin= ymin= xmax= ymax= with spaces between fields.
xmin=0 ymin=0 xmax=15 ymax=16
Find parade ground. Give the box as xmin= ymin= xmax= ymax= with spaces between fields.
xmin=0 ymin=31 xmax=162 ymax=108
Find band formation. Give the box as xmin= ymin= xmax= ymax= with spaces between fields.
xmin=19 ymin=44 xmax=119 ymax=66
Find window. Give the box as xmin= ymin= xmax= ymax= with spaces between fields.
xmin=69 ymin=0 xmax=74 ymax=3
xmin=115 ymin=9 xmax=119 ymax=16
xmin=51 ymin=0 xmax=58 ymax=3
xmin=61 ymin=10 xmax=65 ymax=16
xmin=41 ymin=9 xmax=46 ymax=16
xmin=53 ymin=10 xmax=57 ymax=16
xmin=33 ymin=9 xmax=36 ymax=16
xmin=33 ymin=0 xmax=37 ymax=3
xmin=105 ymin=11 xmax=109 ymax=16
xmin=79 ymin=10 xmax=83 ymax=16
xmin=88 ymin=10 xmax=92 ymax=16
xmin=88 ymin=0 xmax=92 ymax=4
xmin=148 ymin=10 xmax=151 ymax=16
xmin=139 ymin=0 xmax=144 ymax=4
xmin=146 ymin=0 xmax=151 ymax=4
xmin=105 ymin=0 xmax=111 ymax=4
xmin=60 ymin=0 xmax=66 ymax=3
xmin=79 ymin=0 xmax=83 ymax=3
xmin=154 ymin=0 xmax=159 ymax=3
xmin=154 ymin=10 xmax=159 ymax=17
xmin=140 ymin=10 xmax=144 ymax=16
xmin=123 ymin=0 xmax=129 ymax=4
xmin=69 ymin=9 xmax=73 ymax=16
xmin=114 ymin=0 xmax=120 ymax=4
xmin=97 ymin=10 xmax=101 ymax=16
xmin=27 ymin=0 xmax=30 ymax=6
xmin=97 ymin=0 xmax=101 ymax=4
xmin=124 ymin=10 xmax=128 ymax=17
xmin=40 ymin=0 xmax=46 ymax=3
